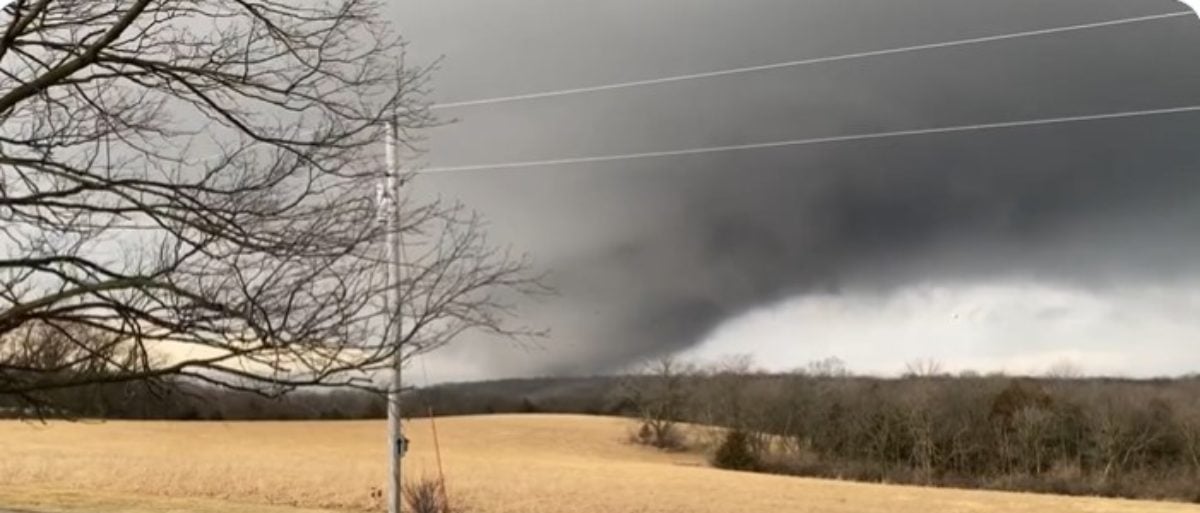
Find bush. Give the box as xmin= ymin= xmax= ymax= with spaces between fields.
xmin=404 ymin=476 xmax=454 ymax=513
xmin=630 ymin=421 xmax=656 ymax=446
xmin=629 ymin=421 xmax=686 ymax=451
xmin=712 ymin=430 xmax=759 ymax=471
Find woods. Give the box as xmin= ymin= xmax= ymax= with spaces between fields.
xmin=625 ymin=362 xmax=1200 ymax=503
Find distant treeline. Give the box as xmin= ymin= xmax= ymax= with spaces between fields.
xmin=6 ymin=363 xmax=1200 ymax=503
xmin=0 ymin=375 xmax=625 ymax=421
xmin=611 ymin=357 xmax=1200 ymax=504
xmin=695 ymin=373 xmax=1200 ymax=503
xmin=0 ymin=380 xmax=388 ymax=420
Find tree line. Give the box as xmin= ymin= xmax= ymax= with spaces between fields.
xmin=0 ymin=378 xmax=384 ymax=421
xmin=0 ymin=374 xmax=614 ymax=420
xmin=622 ymin=356 xmax=1200 ymax=503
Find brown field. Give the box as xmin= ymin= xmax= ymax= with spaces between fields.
xmin=2 ymin=414 xmax=1199 ymax=513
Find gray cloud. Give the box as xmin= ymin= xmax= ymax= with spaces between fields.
xmin=392 ymin=0 xmax=1200 ymax=377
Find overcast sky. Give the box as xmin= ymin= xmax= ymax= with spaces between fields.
xmin=385 ymin=0 xmax=1200 ymax=381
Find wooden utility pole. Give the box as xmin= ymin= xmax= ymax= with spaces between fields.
xmin=383 ymin=119 xmax=406 ymax=513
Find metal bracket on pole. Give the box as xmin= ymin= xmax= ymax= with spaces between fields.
xmin=396 ymin=435 xmax=409 ymax=457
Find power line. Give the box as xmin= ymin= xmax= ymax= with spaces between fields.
xmin=21 ymin=9 xmax=1197 ymax=230
xmin=424 ymin=104 xmax=1200 ymax=173
xmin=431 ymin=11 xmax=1192 ymax=110
xmin=40 ymin=102 xmax=1200 ymax=229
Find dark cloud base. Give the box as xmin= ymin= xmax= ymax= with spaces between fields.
xmin=410 ymin=0 xmax=1200 ymax=375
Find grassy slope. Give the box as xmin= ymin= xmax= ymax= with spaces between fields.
xmin=2 ymin=414 xmax=1198 ymax=513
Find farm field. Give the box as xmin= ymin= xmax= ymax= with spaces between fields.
xmin=1 ymin=414 xmax=1198 ymax=513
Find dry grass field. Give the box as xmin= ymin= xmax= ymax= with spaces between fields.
xmin=2 ymin=414 xmax=1199 ymax=513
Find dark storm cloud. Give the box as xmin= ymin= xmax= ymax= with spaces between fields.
xmin=394 ymin=0 xmax=1200 ymax=375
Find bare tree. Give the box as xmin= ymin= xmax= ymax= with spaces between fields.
xmin=1090 ymin=392 xmax=1170 ymax=481
xmin=0 ymin=0 xmax=539 ymax=415
xmin=903 ymin=358 xmax=945 ymax=378
xmin=692 ymin=354 xmax=774 ymax=455
xmin=1011 ymin=405 xmax=1054 ymax=474
xmin=899 ymin=379 xmax=938 ymax=481
xmin=1179 ymin=403 xmax=1200 ymax=475
xmin=620 ymin=354 xmax=693 ymax=450
xmin=1045 ymin=359 xmax=1084 ymax=380
xmin=804 ymin=356 xmax=849 ymax=378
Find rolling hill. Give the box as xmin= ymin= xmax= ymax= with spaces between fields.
xmin=2 ymin=414 xmax=1198 ymax=513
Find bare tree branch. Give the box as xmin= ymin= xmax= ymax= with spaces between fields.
xmin=0 ymin=0 xmax=541 ymax=416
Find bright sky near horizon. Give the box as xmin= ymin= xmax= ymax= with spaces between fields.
xmin=1179 ymin=0 xmax=1200 ymax=18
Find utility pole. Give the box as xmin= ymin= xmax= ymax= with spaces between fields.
xmin=383 ymin=118 xmax=406 ymax=513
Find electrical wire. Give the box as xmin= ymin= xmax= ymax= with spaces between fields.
xmin=431 ymin=11 xmax=1192 ymax=110
xmin=424 ymin=104 xmax=1200 ymax=173
xmin=77 ymin=102 xmax=1200 ymax=229
xmin=18 ymin=10 xmax=1194 ymax=229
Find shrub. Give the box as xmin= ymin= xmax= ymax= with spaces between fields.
xmin=655 ymin=423 xmax=687 ymax=451
xmin=629 ymin=421 xmax=686 ymax=451
xmin=404 ymin=476 xmax=454 ymax=513
xmin=633 ymin=422 xmax=655 ymax=445
xmin=712 ymin=430 xmax=759 ymax=471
